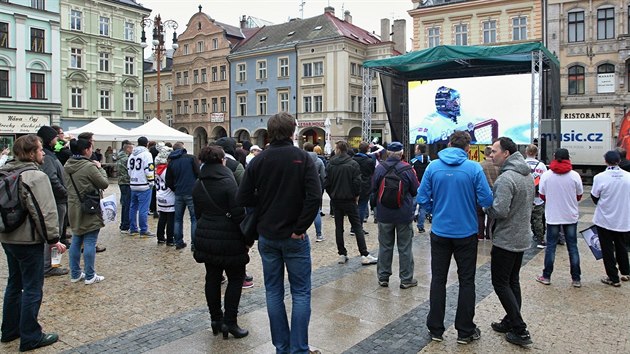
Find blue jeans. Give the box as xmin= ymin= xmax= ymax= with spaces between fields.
xmin=358 ymin=199 xmax=369 ymax=224
xmin=119 ymin=184 xmax=131 ymax=231
xmin=313 ymin=209 xmax=322 ymax=236
xmin=258 ymin=235 xmax=312 ymax=354
xmin=377 ymin=222 xmax=414 ymax=283
xmin=129 ymin=188 xmax=151 ymax=233
xmin=543 ymin=223 xmax=581 ymax=281
xmin=1 ymin=243 xmax=45 ymax=350
xmin=69 ymin=230 xmax=99 ymax=280
xmin=174 ymin=194 xmax=196 ymax=247
xmin=413 ymin=201 xmax=426 ymax=230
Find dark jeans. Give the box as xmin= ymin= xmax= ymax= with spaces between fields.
xmin=427 ymin=233 xmax=478 ymax=338
xmin=491 ymin=246 xmax=526 ymax=332
xmin=331 ymin=199 xmax=368 ymax=257
xmin=119 ymin=184 xmax=131 ymax=231
xmin=1 ymin=243 xmax=45 ymax=351
xmin=157 ymin=211 xmax=175 ymax=243
xmin=596 ymin=226 xmax=630 ymax=283
xmin=150 ymin=186 xmax=157 ymax=213
xmin=204 ymin=262 xmax=245 ymax=325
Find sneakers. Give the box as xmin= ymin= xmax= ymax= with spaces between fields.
xmin=457 ymin=327 xmax=481 ymax=344
xmin=361 ymin=254 xmax=378 ymax=265
xmin=418 ymin=227 xmax=425 ymax=234
xmin=400 ymin=279 xmax=418 ymax=289
xmin=378 ymin=279 xmax=389 ymax=287
xmin=157 ymin=239 xmax=166 ymax=245
xmin=44 ymin=267 xmax=69 ymax=277
xmin=140 ymin=231 xmax=156 ymax=238
xmin=338 ymin=255 xmax=349 ymax=264
xmin=572 ymin=280 xmax=582 ymax=288
xmin=316 ymin=234 xmax=325 ymax=242
xmin=428 ymin=330 xmax=443 ymax=342
xmin=166 ymin=242 xmax=175 ymax=246
xmin=601 ymin=276 xmax=621 ymax=287
xmin=95 ymin=245 xmax=107 ymax=253
xmin=120 ymin=229 xmax=130 ymax=235
xmin=20 ymin=333 xmax=59 ymax=352
xmin=621 ymin=275 xmax=630 ymax=282
xmin=70 ymin=272 xmax=85 ymax=283
xmin=85 ymin=274 xmax=105 ymax=285
xmin=175 ymin=242 xmax=187 ymax=250
xmin=535 ymin=275 xmax=550 ymax=285
xmin=536 ymin=241 xmax=546 ymax=249
xmin=349 ymin=231 xmax=356 ymax=237
xmin=242 ymin=280 xmax=254 ymax=289
xmin=491 ymin=321 xmax=512 ymax=333
xmin=505 ymin=330 xmax=533 ymax=347
xmin=244 ymin=274 xmax=253 ymax=282
xmin=129 ymin=231 xmax=139 ymax=237
xmin=363 ymin=230 xmax=369 ymax=236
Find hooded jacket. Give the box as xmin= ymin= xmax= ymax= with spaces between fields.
xmin=64 ymin=157 xmax=109 ymax=235
xmin=165 ymin=148 xmax=199 ymax=196
xmin=325 ymin=153 xmax=361 ymax=200
xmin=352 ymin=152 xmax=376 ymax=200
xmin=307 ymin=151 xmax=326 ymax=188
xmin=0 ymin=160 xmax=59 ymax=245
xmin=486 ymin=152 xmax=535 ymax=252
xmin=417 ymin=147 xmax=493 ymax=238
xmin=41 ymin=143 xmax=67 ymax=204
xmin=128 ymin=146 xmax=154 ymax=192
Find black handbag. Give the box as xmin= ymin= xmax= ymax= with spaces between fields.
xmin=69 ymin=174 xmax=101 ymax=214
xmin=240 ymin=207 xmax=258 ymax=243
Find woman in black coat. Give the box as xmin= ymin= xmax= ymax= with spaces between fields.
xmin=192 ymin=146 xmax=251 ymax=339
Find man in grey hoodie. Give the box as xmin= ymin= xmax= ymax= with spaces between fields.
xmin=486 ymin=137 xmax=535 ymax=348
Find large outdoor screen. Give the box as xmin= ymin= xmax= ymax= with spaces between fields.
xmin=408 ymin=74 xmax=533 ymax=145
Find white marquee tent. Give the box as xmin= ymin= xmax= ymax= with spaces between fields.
xmin=65 ymin=117 xmax=134 ymax=141
xmin=127 ymin=118 xmax=194 ymax=145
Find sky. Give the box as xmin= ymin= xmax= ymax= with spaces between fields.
xmin=138 ymin=0 xmax=416 ymax=50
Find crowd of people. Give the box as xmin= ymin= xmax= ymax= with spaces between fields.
xmin=1 ymin=113 xmax=630 ymax=352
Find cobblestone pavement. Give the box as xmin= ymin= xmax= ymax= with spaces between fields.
xmin=0 ymin=183 xmax=628 ymax=353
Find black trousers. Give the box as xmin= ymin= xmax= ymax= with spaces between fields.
xmin=204 ymin=262 xmax=245 ymax=325
xmin=596 ymin=226 xmax=630 ymax=283
xmin=427 ymin=233 xmax=478 ymax=337
xmin=331 ymin=199 xmax=368 ymax=257
xmin=157 ymin=211 xmax=174 ymax=243
xmin=491 ymin=245 xmax=526 ymax=333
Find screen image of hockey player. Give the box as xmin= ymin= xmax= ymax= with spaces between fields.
xmin=408 ymin=74 xmax=533 ymax=145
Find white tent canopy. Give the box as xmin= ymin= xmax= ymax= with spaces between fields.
xmin=65 ymin=117 xmax=134 ymax=141
xmin=127 ymin=118 xmax=194 ymax=145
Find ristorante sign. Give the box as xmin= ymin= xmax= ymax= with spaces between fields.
xmin=0 ymin=114 xmax=49 ymax=134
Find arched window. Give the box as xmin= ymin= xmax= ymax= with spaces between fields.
xmin=597 ymin=63 xmax=615 ymax=74
xmin=568 ymin=65 xmax=585 ymax=95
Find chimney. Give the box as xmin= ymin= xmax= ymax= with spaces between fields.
xmin=381 ymin=18 xmax=391 ymax=42
xmin=344 ymin=10 xmax=352 ymax=24
xmin=240 ymin=15 xmax=247 ymax=29
xmin=392 ymin=19 xmax=406 ymax=53
xmin=324 ymin=6 xmax=335 ymax=15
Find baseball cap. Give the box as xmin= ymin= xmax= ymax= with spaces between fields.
xmin=387 ymin=142 xmax=403 ymax=152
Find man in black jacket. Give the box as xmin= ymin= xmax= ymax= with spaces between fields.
xmin=326 ymin=140 xmax=378 ymax=266
xmin=166 ymin=142 xmax=199 ymax=250
xmin=352 ymin=141 xmax=376 ymax=234
xmin=236 ymin=112 xmax=321 ymax=354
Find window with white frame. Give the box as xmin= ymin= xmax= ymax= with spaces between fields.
xmin=257 ymin=60 xmax=267 ymax=80
xmin=70 ymin=48 xmax=82 ymax=68
xmin=193 ymin=69 xmax=199 ymax=84
xmin=0 ymin=22 xmax=7 ymax=48
xmin=71 ymin=87 xmax=82 ymax=108
xmin=212 ymin=98 xmax=218 ymax=112
xmin=212 ymin=66 xmax=217 ymax=81
xmin=0 ymin=70 xmax=9 ymax=97
xmin=193 ymin=99 xmax=199 ymax=113
xmin=597 ymin=8 xmax=615 ymax=40
xmin=31 ymin=0 xmax=44 ymax=10
xmin=303 ymin=96 xmax=312 ymax=112
xmin=568 ymin=11 xmax=585 ymax=42
xmin=30 ymin=28 xmax=44 ymax=52
xmin=201 ymin=68 xmax=207 ymax=82
xmin=183 ymin=100 xmax=189 ymax=114
xmin=144 ymin=87 xmax=150 ymax=101
xmin=279 ymin=91 xmax=289 ymax=112
xmin=427 ymin=27 xmax=440 ymax=47
xmin=125 ymin=92 xmax=135 ymax=111
xmin=183 ymin=71 xmax=188 ymax=84
xmin=124 ymin=56 xmax=134 ymax=75
xmin=237 ymin=63 xmax=246 ymax=81
xmin=237 ymin=94 xmax=247 ymax=116
xmin=167 ymin=85 xmax=173 ymax=100
xmin=220 ymin=65 xmax=227 ymax=81
xmin=314 ymin=61 xmax=323 ymax=76
xmin=99 ymin=16 xmax=109 ymax=36
xmin=483 ymin=20 xmax=497 ymax=44
xmin=314 ymin=95 xmax=322 ymax=112
xmin=257 ymin=93 xmax=267 ymax=115
xmin=455 ymin=24 xmax=468 ymax=45
xmin=99 ymin=90 xmax=110 ymax=110
xmin=70 ymin=10 xmax=82 ymax=31
xmin=99 ymin=52 xmax=109 ymax=71
xmin=197 ymin=41 xmax=203 ymax=52
xmin=350 ymin=96 xmax=356 ymax=112
xmin=124 ymin=22 xmax=134 ymax=41
xmin=351 ymin=63 xmax=358 ymax=76
xmin=30 ymin=73 xmax=45 ymax=99
xmin=176 ymin=72 xmax=181 ymax=85
xmin=512 ymin=16 xmax=527 ymax=41
xmin=176 ymin=101 xmax=181 ymax=114
xmin=279 ymin=57 xmax=289 ymax=77
xmin=167 ymin=114 xmax=173 ymax=127
xmin=201 ymin=98 xmax=207 ymax=113
xmin=220 ymin=97 xmax=226 ymax=112
xmin=212 ymin=38 xmax=218 ymax=49
xmin=183 ymin=44 xmax=188 ymax=54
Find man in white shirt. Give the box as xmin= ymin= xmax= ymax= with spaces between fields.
xmin=524 ymin=144 xmax=548 ymax=248
xmin=535 ymin=148 xmax=583 ymax=287
xmin=591 ymin=150 xmax=630 ymax=287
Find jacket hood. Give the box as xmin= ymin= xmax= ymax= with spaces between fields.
xmin=168 ymin=148 xmax=187 ymax=160
xmin=0 ymin=160 xmax=39 ymax=173
xmin=132 ymin=146 xmax=148 ymax=157
xmin=199 ymin=162 xmax=234 ymax=180
xmin=63 ymin=157 xmax=93 ymax=174
xmin=307 ymin=151 xmax=318 ymax=164
xmin=550 ymin=159 xmax=572 ymax=174
xmin=437 ymin=147 xmax=468 ymax=166
xmin=500 ymin=152 xmax=531 ymax=176
xmin=330 ymin=154 xmax=352 ymax=166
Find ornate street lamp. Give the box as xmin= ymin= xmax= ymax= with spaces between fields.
xmin=141 ymin=15 xmax=178 ymax=120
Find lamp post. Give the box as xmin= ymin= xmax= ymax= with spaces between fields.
xmin=141 ymin=14 xmax=178 ymax=120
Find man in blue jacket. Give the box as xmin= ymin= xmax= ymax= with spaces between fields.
xmin=418 ymin=130 xmax=493 ymax=344
xmin=166 ymin=142 xmax=199 ymax=250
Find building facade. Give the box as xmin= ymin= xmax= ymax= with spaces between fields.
xmin=229 ymin=6 xmax=399 ymax=148
xmin=409 ymin=0 xmax=542 ymax=49
xmin=0 ymin=0 xmax=61 ymax=148
xmin=547 ymin=0 xmax=630 ymax=136
xmin=59 ymin=0 xmax=150 ymax=131
xmin=142 ymin=49 xmax=173 ymax=126
xmin=171 ymin=6 xmax=248 ymax=152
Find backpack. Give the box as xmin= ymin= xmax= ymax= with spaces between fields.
xmin=0 ymin=166 xmax=36 ymax=233
xmin=377 ymin=162 xmax=412 ymax=209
